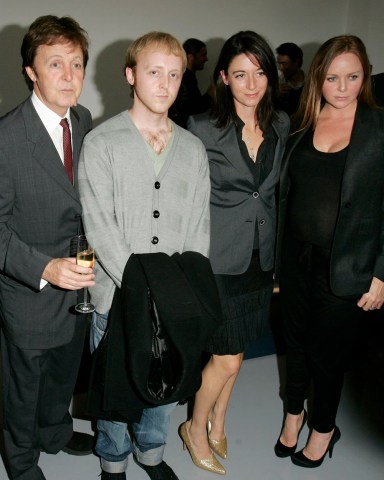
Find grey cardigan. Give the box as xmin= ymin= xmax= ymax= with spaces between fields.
xmin=78 ymin=111 xmax=210 ymax=313
xmin=188 ymin=111 xmax=289 ymax=274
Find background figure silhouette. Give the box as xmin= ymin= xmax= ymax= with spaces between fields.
xmin=170 ymin=38 xmax=213 ymax=128
xmin=276 ymin=42 xmax=305 ymax=116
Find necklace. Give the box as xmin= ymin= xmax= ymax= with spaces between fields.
xmin=242 ymin=135 xmax=257 ymax=161
xmin=242 ymin=124 xmax=260 ymax=162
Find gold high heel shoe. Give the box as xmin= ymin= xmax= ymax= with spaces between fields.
xmin=179 ymin=422 xmax=226 ymax=475
xmin=208 ymin=420 xmax=228 ymax=459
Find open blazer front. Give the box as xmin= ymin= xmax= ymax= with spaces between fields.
xmin=277 ymin=102 xmax=384 ymax=297
xmin=188 ymin=111 xmax=290 ymax=275
xmin=87 ymin=251 xmax=222 ymax=421
xmin=0 ymin=98 xmax=92 ymax=349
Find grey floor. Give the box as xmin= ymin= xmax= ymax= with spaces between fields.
xmin=1 ymin=351 xmax=383 ymax=480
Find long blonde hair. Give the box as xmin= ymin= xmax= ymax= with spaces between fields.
xmin=294 ymin=35 xmax=376 ymax=131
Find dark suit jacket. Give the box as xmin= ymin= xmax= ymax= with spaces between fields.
xmin=372 ymin=73 xmax=384 ymax=107
xmin=277 ymin=103 xmax=384 ymax=297
xmin=188 ymin=111 xmax=290 ymax=274
xmin=0 ymin=97 xmax=92 ymax=349
xmin=87 ymin=251 xmax=222 ymax=421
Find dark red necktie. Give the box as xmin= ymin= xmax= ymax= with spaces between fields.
xmin=60 ymin=118 xmax=73 ymax=184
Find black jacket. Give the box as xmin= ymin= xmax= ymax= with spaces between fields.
xmin=276 ymin=103 xmax=384 ymax=296
xmin=87 ymin=251 xmax=222 ymax=422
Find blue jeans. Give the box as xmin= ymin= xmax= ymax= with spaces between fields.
xmin=91 ymin=311 xmax=176 ymax=473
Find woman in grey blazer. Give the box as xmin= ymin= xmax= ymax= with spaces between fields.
xmin=179 ymin=31 xmax=289 ymax=474
xmin=274 ymin=35 xmax=384 ymax=468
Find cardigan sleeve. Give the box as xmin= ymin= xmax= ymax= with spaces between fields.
xmin=79 ymin=133 xmax=132 ymax=288
xmin=183 ymin=141 xmax=210 ymax=257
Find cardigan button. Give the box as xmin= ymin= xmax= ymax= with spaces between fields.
xmin=259 ymin=219 xmax=266 ymax=226
xmin=151 ymin=236 xmax=159 ymax=244
xmin=153 ymin=210 xmax=160 ymax=218
xmin=154 ymin=181 xmax=161 ymax=189
xmin=253 ymin=191 xmax=259 ymax=198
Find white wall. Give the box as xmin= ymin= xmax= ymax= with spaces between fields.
xmin=1 ymin=0 xmax=383 ymax=123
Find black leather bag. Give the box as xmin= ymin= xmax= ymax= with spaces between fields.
xmin=146 ymin=287 xmax=182 ymax=401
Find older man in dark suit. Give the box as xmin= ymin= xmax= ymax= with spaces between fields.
xmin=0 ymin=15 xmax=94 ymax=480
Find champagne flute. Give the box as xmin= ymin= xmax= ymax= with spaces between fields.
xmin=75 ymin=235 xmax=95 ymax=314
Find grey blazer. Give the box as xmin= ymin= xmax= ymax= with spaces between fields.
xmin=188 ymin=111 xmax=289 ymax=274
xmin=277 ymin=103 xmax=384 ymax=297
xmin=0 ymin=97 xmax=92 ymax=349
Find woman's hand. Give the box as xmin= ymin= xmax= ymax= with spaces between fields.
xmin=357 ymin=276 xmax=384 ymax=311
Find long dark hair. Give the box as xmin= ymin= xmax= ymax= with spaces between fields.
xmin=211 ymin=30 xmax=279 ymax=132
xmin=294 ymin=35 xmax=376 ymax=131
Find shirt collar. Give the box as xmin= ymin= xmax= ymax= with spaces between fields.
xmin=31 ymin=92 xmax=71 ymax=135
xmin=234 ymin=113 xmax=274 ymax=138
xmin=234 ymin=114 xmax=245 ymax=131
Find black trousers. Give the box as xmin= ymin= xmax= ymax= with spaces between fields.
xmin=1 ymin=319 xmax=86 ymax=480
xmin=279 ymin=235 xmax=364 ymax=433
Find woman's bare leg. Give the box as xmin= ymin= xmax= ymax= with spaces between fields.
xmin=186 ymin=353 xmax=243 ymax=459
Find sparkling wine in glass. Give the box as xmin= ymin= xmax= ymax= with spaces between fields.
xmin=75 ymin=235 xmax=95 ymax=314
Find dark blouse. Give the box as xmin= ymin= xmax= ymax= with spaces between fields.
xmin=287 ymin=129 xmax=348 ymax=248
xmin=234 ymin=117 xmax=278 ymax=249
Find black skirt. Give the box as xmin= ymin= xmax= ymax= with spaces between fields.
xmin=206 ymin=251 xmax=273 ymax=355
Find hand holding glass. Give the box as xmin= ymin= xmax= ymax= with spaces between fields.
xmin=75 ymin=235 xmax=95 ymax=314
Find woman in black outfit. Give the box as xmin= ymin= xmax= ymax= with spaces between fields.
xmin=178 ymin=31 xmax=289 ymax=474
xmin=275 ymin=35 xmax=384 ymax=468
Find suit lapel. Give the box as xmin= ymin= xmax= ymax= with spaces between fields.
xmin=341 ymin=103 xmax=371 ymax=194
xmin=70 ymin=108 xmax=83 ymax=188
xmin=257 ymin=117 xmax=287 ymax=193
xmin=280 ymin=128 xmax=307 ymax=198
xmin=215 ymin=122 xmax=253 ymax=177
xmin=22 ymin=100 xmax=80 ymax=203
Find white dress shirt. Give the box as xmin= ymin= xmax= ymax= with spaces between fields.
xmin=31 ymin=91 xmax=72 ymax=163
xmin=31 ymin=92 xmax=72 ymax=288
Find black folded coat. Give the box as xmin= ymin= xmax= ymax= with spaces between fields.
xmin=87 ymin=251 xmax=222 ymax=422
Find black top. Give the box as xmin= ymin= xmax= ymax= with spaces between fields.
xmin=235 ymin=116 xmax=278 ymax=249
xmin=287 ymin=129 xmax=347 ymax=248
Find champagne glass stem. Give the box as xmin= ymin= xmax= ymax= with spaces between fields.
xmin=83 ymin=287 xmax=88 ymax=307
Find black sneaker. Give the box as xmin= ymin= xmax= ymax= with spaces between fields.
xmin=100 ymin=471 xmax=126 ymax=480
xmin=62 ymin=432 xmax=94 ymax=456
xmin=133 ymin=458 xmax=179 ymax=480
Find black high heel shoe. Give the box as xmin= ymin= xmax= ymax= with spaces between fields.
xmin=274 ymin=410 xmax=308 ymax=458
xmin=291 ymin=426 xmax=341 ymax=468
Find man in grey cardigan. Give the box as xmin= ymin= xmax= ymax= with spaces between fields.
xmin=78 ymin=32 xmax=210 ymax=480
